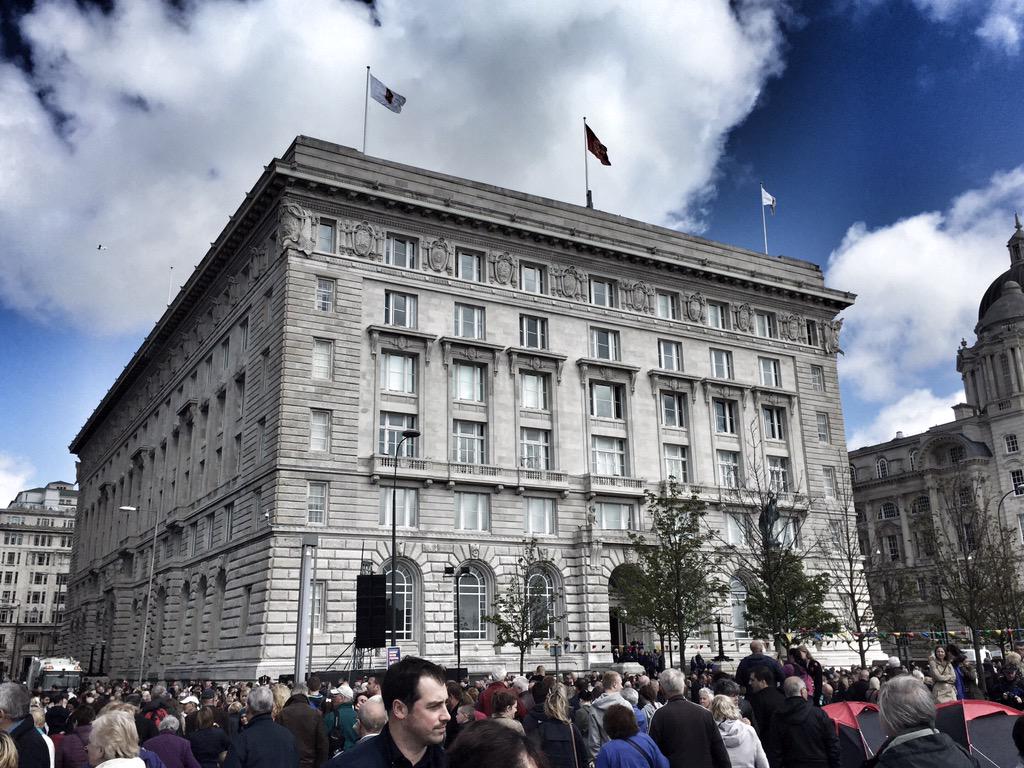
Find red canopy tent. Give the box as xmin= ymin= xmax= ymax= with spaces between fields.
xmin=824 ymin=701 xmax=883 ymax=768
xmin=935 ymin=700 xmax=1023 ymax=768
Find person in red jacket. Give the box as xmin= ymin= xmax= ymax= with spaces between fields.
xmin=477 ymin=666 xmax=527 ymax=719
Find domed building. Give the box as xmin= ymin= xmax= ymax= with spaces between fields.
xmin=850 ymin=219 xmax=1024 ymax=661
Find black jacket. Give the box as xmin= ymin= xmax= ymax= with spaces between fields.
xmin=648 ymin=696 xmax=730 ymax=768
xmin=527 ymin=713 xmax=591 ymax=768
xmin=765 ymin=696 xmax=839 ymax=768
xmin=11 ymin=715 xmax=50 ymax=768
xmin=223 ymin=712 xmax=300 ymax=768
xmin=864 ymin=729 xmax=979 ymax=768
xmin=749 ymin=686 xmax=785 ymax=741
xmin=324 ymin=724 xmax=447 ymax=768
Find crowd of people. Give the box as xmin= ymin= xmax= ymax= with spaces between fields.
xmin=2 ymin=638 xmax=1024 ymax=768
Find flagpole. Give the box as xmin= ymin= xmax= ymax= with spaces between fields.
xmin=583 ymin=117 xmax=593 ymax=209
xmin=362 ymin=66 xmax=370 ymax=154
xmin=760 ymin=183 xmax=769 ymax=255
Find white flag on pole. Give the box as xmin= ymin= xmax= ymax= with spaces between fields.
xmin=761 ymin=185 xmax=777 ymax=215
xmin=369 ymin=74 xmax=406 ymax=113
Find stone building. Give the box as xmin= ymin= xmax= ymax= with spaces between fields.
xmin=850 ymin=220 xmax=1024 ymax=659
xmin=0 ymin=482 xmax=76 ymax=679
xmin=66 ymin=136 xmax=855 ymax=680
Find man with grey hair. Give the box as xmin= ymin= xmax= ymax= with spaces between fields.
xmin=279 ymin=680 xmax=329 ymax=768
xmin=765 ymin=676 xmax=839 ymax=768
xmin=224 ymin=685 xmax=299 ymax=768
xmin=355 ymin=695 xmax=388 ymax=742
xmin=649 ymin=669 xmax=729 ymax=768
xmin=870 ymin=676 xmax=979 ymax=767
xmin=143 ymin=714 xmax=202 ymax=768
xmin=0 ymin=682 xmax=48 ymax=768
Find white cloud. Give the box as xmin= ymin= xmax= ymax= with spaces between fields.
xmin=0 ymin=0 xmax=792 ymax=334
xmin=826 ymin=166 xmax=1024 ymax=402
xmin=0 ymin=453 xmax=35 ymax=508
xmin=847 ymin=388 xmax=964 ymax=450
xmin=976 ymin=0 xmax=1024 ymax=53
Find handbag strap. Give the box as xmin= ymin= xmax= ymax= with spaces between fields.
xmin=569 ymin=723 xmax=579 ymax=768
xmin=623 ymin=737 xmax=656 ymax=768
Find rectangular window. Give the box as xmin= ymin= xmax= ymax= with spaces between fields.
xmin=755 ymin=311 xmax=777 ymax=338
xmin=381 ymin=487 xmax=417 ymax=528
xmin=518 ymin=263 xmax=545 ymax=294
xmin=1013 ymin=469 xmax=1024 ymax=495
xmin=315 ymin=277 xmax=335 ymax=312
xmin=379 ymin=413 xmax=417 ymax=456
xmin=520 ymin=316 xmax=548 ymax=349
xmin=590 ymin=278 xmax=615 ymax=307
xmin=239 ymin=318 xmax=249 ymax=350
xmin=313 ymin=581 xmax=326 ymax=632
xmin=810 ymin=365 xmax=825 ymax=392
xmin=590 ymin=383 xmax=624 ymax=419
xmin=707 ymin=302 xmax=729 ymax=329
xmin=590 ymin=328 xmax=620 ymax=360
xmin=727 ymin=513 xmax=750 ymax=546
xmin=386 ymin=235 xmax=417 ymax=268
xmin=805 ymin=319 xmax=819 ymax=347
xmin=656 ymin=292 xmax=678 ymax=320
xmin=307 ymin=481 xmax=327 ymax=524
xmin=457 ymin=250 xmax=482 ymax=282
xmin=714 ymin=399 xmax=738 ymax=434
xmin=718 ymin=450 xmax=740 ymax=488
xmin=382 ymin=353 xmax=417 ymax=394
xmin=823 ymin=466 xmax=837 ymax=498
xmin=710 ymin=349 xmax=733 ymax=379
xmin=885 ymin=534 xmax=900 ymax=562
xmin=456 ymin=493 xmax=489 ymax=531
xmin=596 ymin=502 xmax=633 ymax=530
xmin=661 ymin=392 xmax=688 ymax=428
xmin=758 ymin=357 xmax=781 ymax=388
xmin=317 ymin=219 xmax=336 ymax=253
xmin=384 ymin=291 xmax=417 ymax=328
xmin=520 ymin=428 xmax=551 ymax=470
xmin=453 ymin=363 xmax=485 ymax=402
xmin=658 ymin=340 xmax=682 ymax=371
xmin=221 ymin=338 xmax=231 ymax=370
xmin=312 ymin=339 xmax=333 ymax=381
xmin=521 ymin=373 xmax=549 ymax=410
xmin=762 ymin=406 xmax=786 ymax=441
xmin=205 ymin=512 xmax=215 ymax=550
xmin=454 ymin=303 xmax=485 ymax=339
xmin=591 ymin=436 xmax=626 ymax=476
xmin=309 ymin=409 xmax=331 ymax=451
xmin=1007 ymin=434 xmax=1019 ymax=454
xmin=525 ymin=497 xmax=555 ymax=535
xmin=768 ymin=456 xmax=790 ymax=492
xmin=664 ymin=444 xmax=689 ymax=482
xmin=816 ymin=412 xmax=832 ymax=443
xmin=453 ymin=420 xmax=486 ymax=464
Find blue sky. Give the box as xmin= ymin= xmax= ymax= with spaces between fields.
xmin=3 ymin=0 xmax=1024 ymax=501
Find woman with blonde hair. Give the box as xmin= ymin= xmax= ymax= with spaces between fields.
xmin=530 ymin=682 xmax=591 ymax=768
xmin=271 ymin=683 xmax=291 ymax=721
xmin=710 ymin=695 xmax=767 ymax=768
xmin=0 ymin=733 xmax=16 ymax=768
xmin=86 ymin=711 xmax=145 ymax=767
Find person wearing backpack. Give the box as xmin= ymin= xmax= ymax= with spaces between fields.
xmin=323 ymin=685 xmax=357 ymax=757
xmin=595 ymin=705 xmax=668 ymax=768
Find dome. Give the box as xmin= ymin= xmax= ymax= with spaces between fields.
xmin=978 ymin=279 xmax=1024 ymax=331
xmin=978 ymin=215 xmax=1024 ymax=321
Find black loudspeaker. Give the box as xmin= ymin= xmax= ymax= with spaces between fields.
xmin=355 ymin=574 xmax=387 ymax=648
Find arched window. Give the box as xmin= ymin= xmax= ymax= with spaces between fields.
xmin=209 ymin=572 xmax=226 ymax=651
xmin=730 ymin=578 xmax=748 ymax=638
xmin=527 ymin=570 xmax=555 ymax=640
xmin=878 ymin=502 xmax=899 ymax=520
xmin=911 ymin=496 xmax=931 ymax=516
xmin=192 ymin=577 xmax=207 ymax=652
xmin=876 ymin=458 xmax=888 ymax=479
xmin=384 ymin=562 xmax=415 ymax=641
xmin=849 ymin=465 xmax=858 ymax=483
xmin=178 ymin=584 xmax=190 ymax=654
xmin=456 ymin=565 xmax=488 ymax=641
xmin=909 ymin=451 xmax=918 ymax=471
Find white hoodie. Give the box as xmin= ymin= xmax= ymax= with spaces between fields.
xmin=717 ymin=718 xmax=769 ymax=768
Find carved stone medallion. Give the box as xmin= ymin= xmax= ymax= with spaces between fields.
xmin=735 ymin=303 xmax=753 ymax=332
xmin=426 ymin=238 xmax=452 ymax=273
xmin=686 ymin=292 xmax=706 ymax=323
xmin=353 ymin=222 xmax=375 ymax=258
xmin=278 ymin=201 xmax=316 ymax=256
xmin=490 ymin=252 xmax=517 ymax=285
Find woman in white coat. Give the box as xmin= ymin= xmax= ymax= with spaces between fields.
xmin=710 ymin=695 xmax=768 ymax=768
xmin=86 ymin=712 xmax=147 ymax=768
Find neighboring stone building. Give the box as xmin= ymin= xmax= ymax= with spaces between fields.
xmin=66 ymin=136 xmax=855 ymax=680
xmin=850 ymin=220 xmax=1024 ymax=659
xmin=0 ymin=482 xmax=76 ymax=679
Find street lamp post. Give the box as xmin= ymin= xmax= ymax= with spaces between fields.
xmin=997 ymin=486 xmax=1024 ymax=642
xmin=120 ymin=506 xmax=160 ymax=685
xmin=6 ymin=603 xmax=21 ymax=682
xmin=390 ymin=429 xmax=421 ymax=649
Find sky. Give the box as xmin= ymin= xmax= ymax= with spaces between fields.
xmin=3 ymin=0 xmax=1024 ymax=503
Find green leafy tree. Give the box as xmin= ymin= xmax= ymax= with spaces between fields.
xmin=612 ymin=479 xmax=728 ymax=669
xmin=485 ymin=538 xmax=565 ymax=675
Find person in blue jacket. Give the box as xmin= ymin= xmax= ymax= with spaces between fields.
xmin=595 ymin=704 xmax=669 ymax=768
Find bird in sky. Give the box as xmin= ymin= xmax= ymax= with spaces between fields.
xmin=96 ymin=244 xmax=108 ymax=250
